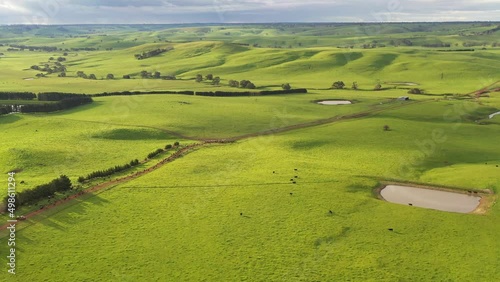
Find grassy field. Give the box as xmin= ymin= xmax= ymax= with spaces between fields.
xmin=1 ymin=41 xmax=499 ymax=94
xmin=0 ymin=23 xmax=499 ymax=281
xmin=1 ymin=100 xmax=499 ymax=281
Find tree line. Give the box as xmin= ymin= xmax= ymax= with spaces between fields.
xmin=331 ymin=81 xmax=384 ymax=91
xmin=92 ymin=89 xmax=307 ymax=97
xmin=0 ymin=92 xmax=91 ymax=101
xmin=194 ymin=89 xmax=308 ymax=97
xmin=2 ymin=175 xmax=72 ymax=210
xmin=1 ymin=88 xmax=309 ymax=115
xmin=135 ymin=47 xmax=174 ymax=60
xmin=0 ymin=92 xmax=37 ymax=100
xmin=78 ymin=159 xmax=140 ymax=183
xmin=92 ymin=90 xmax=195 ymax=97
xmin=19 ymin=97 xmax=93 ymax=113
xmin=0 ymin=106 xmax=12 ymax=116
xmin=7 ymin=44 xmax=58 ymax=52
xmin=78 ymin=142 xmax=180 ymax=183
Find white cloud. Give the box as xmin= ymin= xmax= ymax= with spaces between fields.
xmin=0 ymin=0 xmax=498 ymax=24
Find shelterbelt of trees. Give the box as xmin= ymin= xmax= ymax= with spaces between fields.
xmin=3 ymin=175 xmax=73 ymax=210
xmin=0 ymin=88 xmax=308 ymax=114
xmin=0 ymin=92 xmax=94 ymax=114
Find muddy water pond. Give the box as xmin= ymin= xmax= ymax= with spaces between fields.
xmin=380 ymin=185 xmax=481 ymax=213
xmin=317 ymin=100 xmax=352 ymax=105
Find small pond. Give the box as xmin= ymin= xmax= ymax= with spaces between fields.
xmin=380 ymin=185 xmax=481 ymax=213
xmin=317 ymin=100 xmax=352 ymax=105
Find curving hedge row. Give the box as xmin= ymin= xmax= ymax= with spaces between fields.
xmin=3 ymin=175 xmax=72 ymax=209
xmin=78 ymin=159 xmax=141 ymax=183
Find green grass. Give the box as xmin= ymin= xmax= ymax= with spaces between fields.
xmin=0 ymin=113 xmax=184 ymax=189
xmin=1 ymin=102 xmax=499 ymax=280
xmin=1 ymin=40 xmax=499 ymax=94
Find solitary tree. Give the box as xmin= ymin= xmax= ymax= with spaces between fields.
xmin=206 ymin=74 xmax=214 ymax=80
xmin=383 ymin=125 xmax=390 ymax=131
xmin=352 ymin=82 xmax=358 ymax=90
xmin=229 ymin=80 xmax=239 ymax=88
xmin=212 ymin=76 xmax=221 ymax=85
xmin=408 ymin=88 xmax=423 ymax=94
xmin=88 ymin=74 xmax=97 ymax=80
xmin=374 ymin=83 xmax=382 ymax=91
xmin=240 ymin=80 xmax=250 ymax=88
xmin=106 ymin=73 xmax=114 ymax=79
xmin=154 ymin=71 xmax=161 ymax=79
xmin=332 ymin=81 xmax=345 ymax=89
xmin=140 ymin=70 xmax=150 ymax=79
xmin=282 ymin=83 xmax=291 ymax=90
xmin=246 ymin=82 xmax=256 ymax=89
xmin=123 ymin=75 xmax=131 ymax=79
xmin=196 ymin=74 xmax=203 ymax=82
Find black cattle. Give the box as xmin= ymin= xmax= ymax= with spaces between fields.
xmin=388 ymin=228 xmax=394 ymax=231
xmin=408 ymin=203 xmax=413 ymax=206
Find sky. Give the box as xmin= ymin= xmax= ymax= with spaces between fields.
xmin=0 ymin=0 xmax=498 ymax=24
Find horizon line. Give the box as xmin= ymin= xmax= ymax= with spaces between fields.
xmin=0 ymin=21 xmax=499 ymax=26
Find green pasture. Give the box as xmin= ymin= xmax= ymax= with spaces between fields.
xmin=1 ymin=42 xmax=498 ymax=94
xmin=1 ymin=98 xmax=499 ymax=281
xmin=0 ymin=113 xmax=184 ymax=189
xmin=0 ymin=23 xmax=499 ymax=281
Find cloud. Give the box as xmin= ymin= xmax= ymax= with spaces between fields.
xmin=0 ymin=0 xmax=498 ymax=24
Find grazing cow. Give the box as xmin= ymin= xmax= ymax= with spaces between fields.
xmin=293 ymin=181 xmax=296 ymax=184
xmin=294 ymin=176 xmax=298 ymax=178
xmin=294 ymin=169 xmax=298 ymax=171
xmin=329 ymin=210 xmax=333 ymax=214
xmin=408 ymin=203 xmax=413 ymax=206
xmin=240 ymin=213 xmax=243 ymax=216
xmin=468 ymin=190 xmax=472 ymax=193
xmin=290 ymin=179 xmax=294 ymax=181
xmin=388 ymin=228 xmax=394 ymax=231
xmin=290 ymin=193 xmax=293 ymax=196
xmin=273 ymin=171 xmax=276 ymax=174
